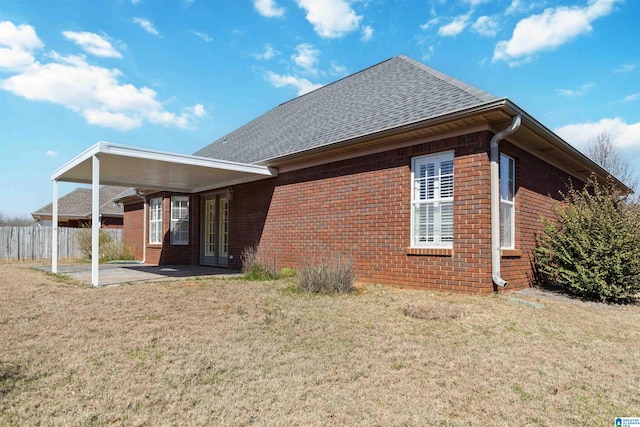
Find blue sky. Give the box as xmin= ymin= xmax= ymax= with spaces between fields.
xmin=1 ymin=0 xmax=638 ymax=217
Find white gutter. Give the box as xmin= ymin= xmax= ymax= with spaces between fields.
xmin=490 ymin=115 xmax=521 ymax=288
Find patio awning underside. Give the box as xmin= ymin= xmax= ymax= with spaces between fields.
xmin=51 ymin=141 xmax=277 ymax=192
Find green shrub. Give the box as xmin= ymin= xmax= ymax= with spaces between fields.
xmin=279 ymin=267 xmax=296 ymax=278
xmin=77 ymin=228 xmax=135 ymax=262
xmin=534 ymin=176 xmax=640 ymax=303
xmin=100 ymin=240 xmax=136 ymax=263
xmin=241 ymin=245 xmax=278 ymax=280
xmin=297 ymin=253 xmax=355 ymax=294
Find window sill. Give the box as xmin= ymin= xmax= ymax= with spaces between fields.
xmin=406 ymin=247 xmax=453 ymax=257
xmin=501 ymin=249 xmax=522 ymax=257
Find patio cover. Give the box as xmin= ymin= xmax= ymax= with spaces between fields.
xmin=50 ymin=141 xmax=278 ymax=286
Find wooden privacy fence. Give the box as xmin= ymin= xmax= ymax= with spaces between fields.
xmin=0 ymin=226 xmax=123 ymax=261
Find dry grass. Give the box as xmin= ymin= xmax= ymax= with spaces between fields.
xmin=1 ymin=263 xmax=639 ymax=426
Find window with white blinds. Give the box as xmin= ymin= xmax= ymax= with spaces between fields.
xmin=149 ymin=197 xmax=162 ymax=244
xmin=411 ymin=152 xmax=454 ymax=248
xmin=500 ymin=154 xmax=515 ymax=249
xmin=170 ymin=196 xmax=189 ymax=245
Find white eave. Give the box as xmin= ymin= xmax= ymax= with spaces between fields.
xmin=51 ymin=141 xmax=278 ymax=192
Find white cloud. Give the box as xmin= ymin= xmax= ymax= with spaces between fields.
xmin=420 ymin=18 xmax=439 ymax=30
xmin=493 ymin=0 xmax=622 ymax=65
xmin=620 ymin=92 xmax=640 ymax=103
xmin=422 ymin=45 xmax=435 ymax=60
xmin=0 ymin=21 xmax=43 ymax=71
xmin=192 ymin=104 xmax=207 ymax=117
xmin=614 ymin=63 xmax=635 ymax=73
xmin=46 ymin=150 xmax=57 ymax=156
xmin=191 ymin=31 xmax=212 ymax=42
xmin=557 ymin=83 xmax=593 ymax=97
xmin=295 ymin=0 xmax=362 ymax=38
xmin=132 ymin=17 xmax=159 ymax=36
xmin=555 ymin=118 xmax=640 ymax=158
xmin=466 ymin=0 xmax=490 ymax=5
xmin=62 ymin=31 xmax=122 ymax=58
xmin=330 ymin=60 xmax=347 ymax=76
xmin=471 ymin=16 xmax=498 ymax=37
xmin=361 ymin=25 xmax=373 ymax=42
xmin=0 ymin=50 xmax=203 ymax=131
xmin=254 ymin=0 xmax=285 ymax=17
xmin=505 ymin=0 xmax=528 ymax=15
xmin=254 ymin=44 xmax=279 ymax=60
xmin=291 ymin=43 xmax=320 ymax=74
xmin=84 ymin=110 xmax=142 ymax=130
xmin=265 ymin=71 xmax=323 ymax=96
xmin=438 ymin=14 xmax=470 ymax=37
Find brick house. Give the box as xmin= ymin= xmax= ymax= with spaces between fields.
xmin=51 ymin=55 xmax=624 ymax=290
xmin=32 ymin=185 xmax=126 ymax=228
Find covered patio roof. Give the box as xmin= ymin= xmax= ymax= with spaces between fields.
xmin=52 ymin=141 xmax=277 ymax=192
xmin=50 ymin=141 xmax=278 ymax=286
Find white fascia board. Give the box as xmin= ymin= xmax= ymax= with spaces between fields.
xmin=51 ymin=141 xmax=278 ymax=182
xmin=100 ymin=142 xmax=277 ymax=176
xmin=50 ymin=142 xmax=101 ymax=181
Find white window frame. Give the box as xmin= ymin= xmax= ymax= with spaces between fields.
xmin=170 ymin=196 xmax=189 ymax=245
xmin=410 ymin=151 xmax=454 ymax=248
xmin=500 ymin=154 xmax=515 ymax=249
xmin=149 ymin=197 xmax=163 ymax=245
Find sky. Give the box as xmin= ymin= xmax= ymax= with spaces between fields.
xmin=1 ymin=0 xmax=639 ymax=217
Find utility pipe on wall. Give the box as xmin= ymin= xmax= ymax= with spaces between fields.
xmin=490 ymin=115 xmax=521 ymax=288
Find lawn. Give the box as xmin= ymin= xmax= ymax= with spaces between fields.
xmin=1 ymin=263 xmax=638 ymax=426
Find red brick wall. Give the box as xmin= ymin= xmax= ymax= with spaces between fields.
xmin=122 ymin=130 xmax=581 ymax=293
xmin=100 ymin=216 xmax=123 ymax=229
xmin=123 ymin=201 xmax=144 ymax=261
xmin=123 ymin=194 xmax=200 ymax=265
xmin=499 ymin=141 xmax=579 ymax=290
xmin=228 ymin=180 xmax=276 ymax=270
xmin=248 ymin=131 xmax=496 ymax=293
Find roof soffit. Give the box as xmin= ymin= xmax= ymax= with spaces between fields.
xmin=51 ymin=142 xmax=278 ymax=192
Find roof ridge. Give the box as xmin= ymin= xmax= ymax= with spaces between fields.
xmin=396 ymin=55 xmax=497 ymax=102
xmin=195 ymin=54 xmax=501 ymax=164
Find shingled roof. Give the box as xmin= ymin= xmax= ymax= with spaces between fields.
xmin=32 ymin=186 xmax=127 ymax=219
xmin=194 ymin=55 xmax=500 ymax=164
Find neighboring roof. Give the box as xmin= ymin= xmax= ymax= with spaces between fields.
xmin=195 ymin=55 xmax=499 ymax=164
xmin=32 ymin=185 xmax=127 ymax=219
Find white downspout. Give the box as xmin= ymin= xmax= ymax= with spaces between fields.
xmin=490 ymin=115 xmax=521 ymax=288
xmin=135 ymin=190 xmax=147 ymax=264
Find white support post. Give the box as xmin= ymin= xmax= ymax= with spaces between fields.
xmin=91 ymin=154 xmax=100 ymax=286
xmin=52 ymin=180 xmax=58 ymax=273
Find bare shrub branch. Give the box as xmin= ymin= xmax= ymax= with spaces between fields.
xmin=297 ymin=253 xmax=355 ymax=294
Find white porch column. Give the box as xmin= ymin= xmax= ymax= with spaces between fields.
xmin=52 ymin=180 xmax=58 ymax=273
xmin=91 ymin=154 xmax=100 ymax=286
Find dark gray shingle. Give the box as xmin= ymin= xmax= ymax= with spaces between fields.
xmin=194 ymin=55 xmax=499 ymax=164
xmin=32 ymin=186 xmax=126 ymax=217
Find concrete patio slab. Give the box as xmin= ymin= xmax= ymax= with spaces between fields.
xmin=36 ymin=263 xmax=241 ymax=286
